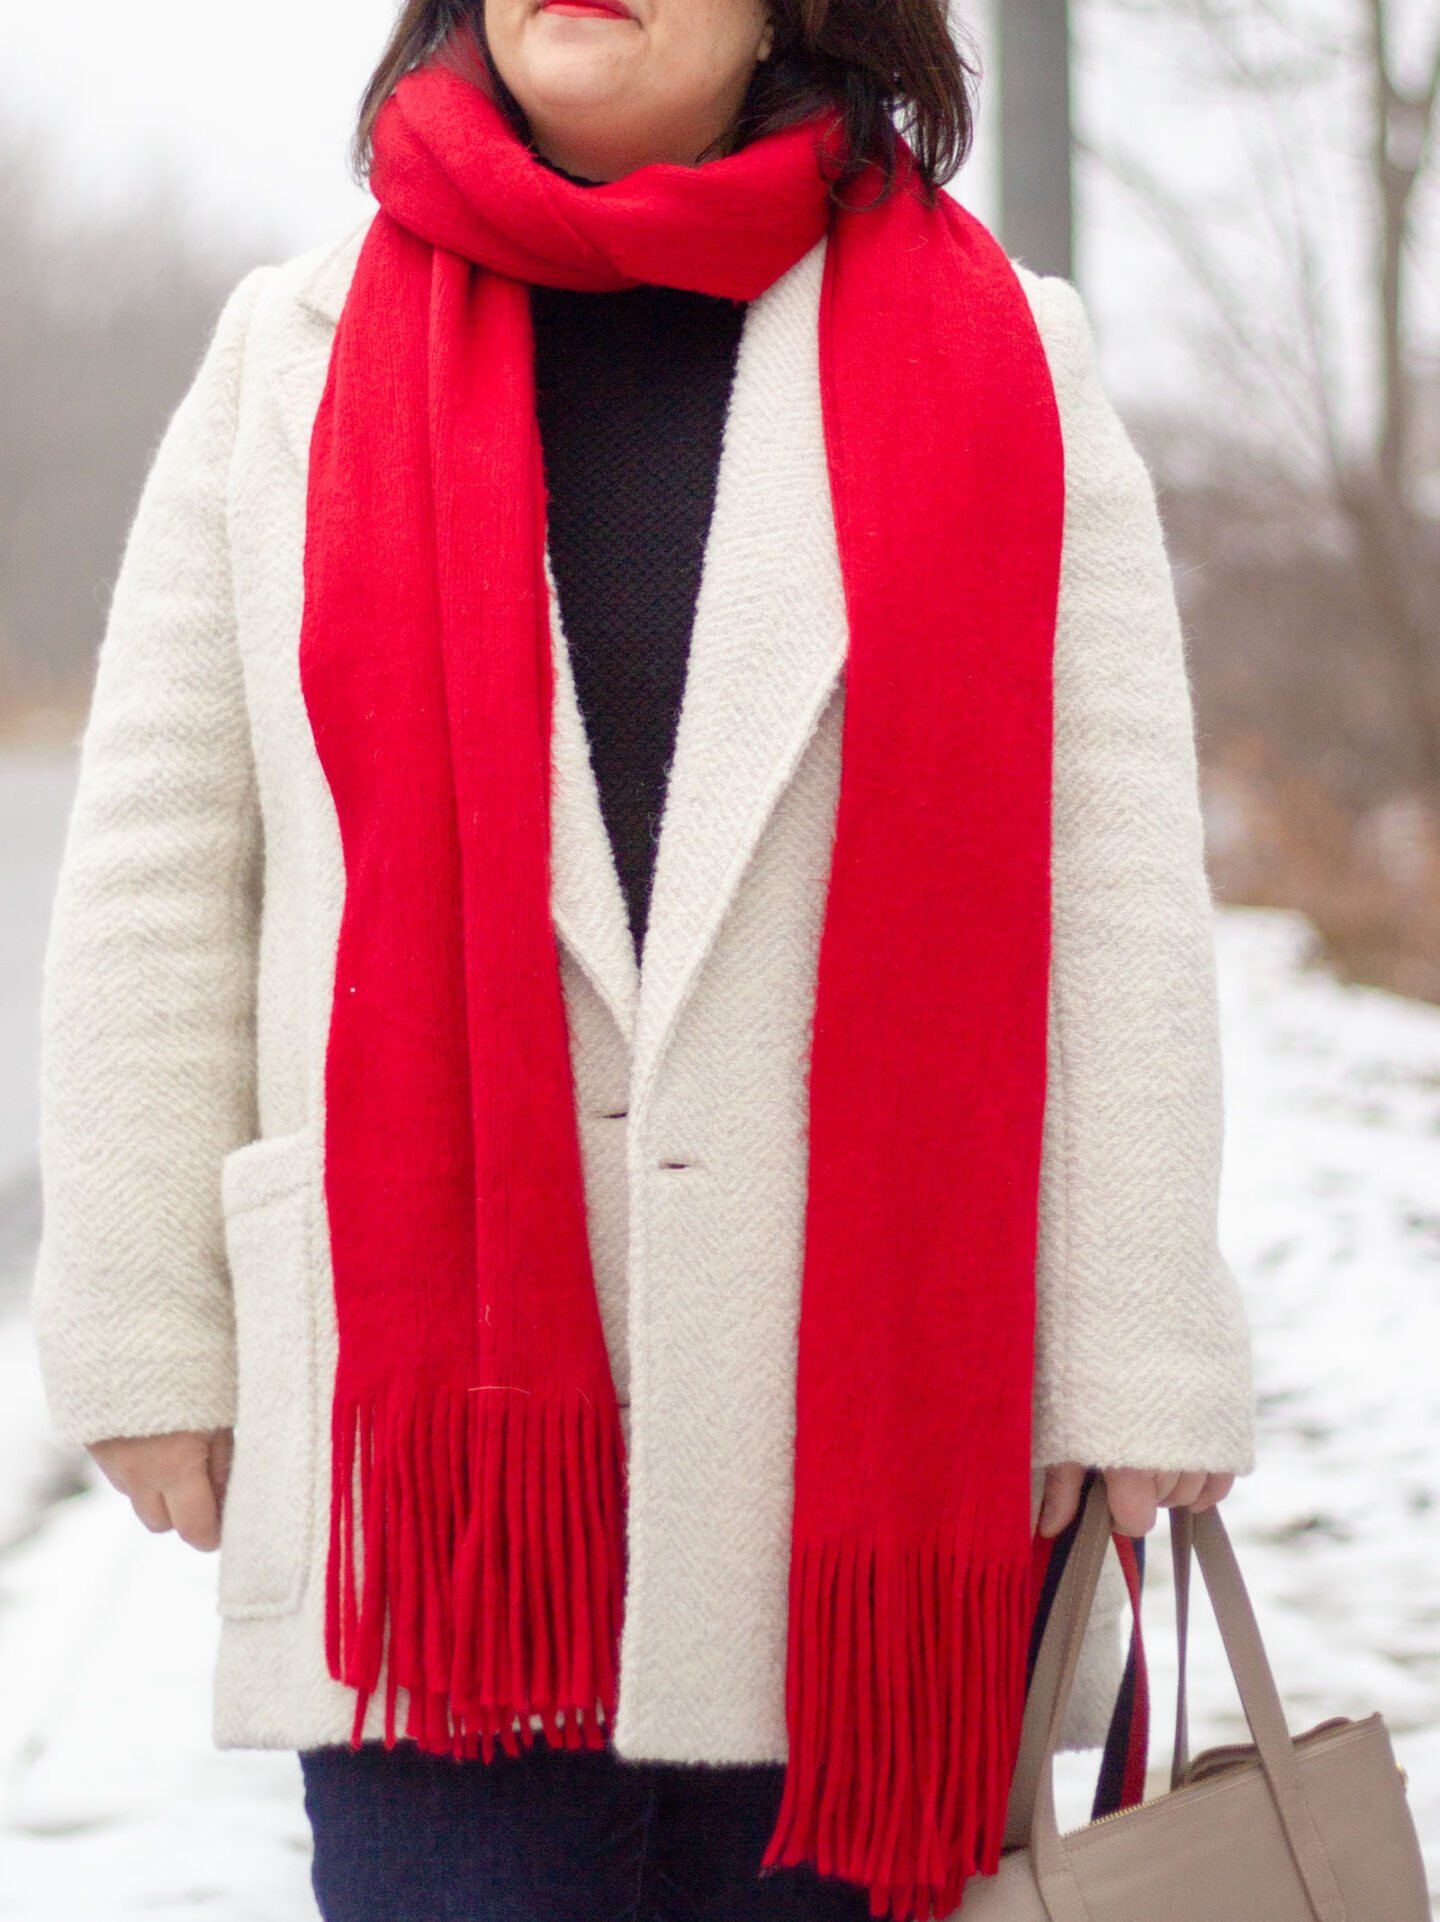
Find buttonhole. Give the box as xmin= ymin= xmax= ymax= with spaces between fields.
xmin=659 ymin=1161 xmax=693 ymax=1171
xmin=600 ymin=1110 xmax=628 ymax=1120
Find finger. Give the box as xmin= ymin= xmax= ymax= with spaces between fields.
xmin=1189 ymin=1472 xmax=1235 ymax=1513
xmin=87 ymin=1440 xmax=137 ymax=1499
xmin=1165 ymin=1471 xmax=1209 ymax=1510
xmin=1103 ymin=1467 xmax=1159 ymax=1536
xmin=1039 ymin=1462 xmax=1086 ymax=1538
xmin=209 ymin=1429 xmax=235 ymax=1514
xmin=130 ymin=1488 xmax=174 ymax=1534
xmin=163 ymin=1469 xmax=223 ymax=1553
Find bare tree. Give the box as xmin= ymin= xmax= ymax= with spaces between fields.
xmin=1000 ymin=0 xmax=1076 ymax=276
xmin=1067 ymin=0 xmax=1440 ymax=995
xmin=1082 ymin=0 xmax=1440 ymax=773
xmin=1346 ymin=0 xmax=1440 ymax=770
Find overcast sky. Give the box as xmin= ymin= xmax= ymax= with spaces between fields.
xmin=0 ymin=0 xmax=404 ymax=253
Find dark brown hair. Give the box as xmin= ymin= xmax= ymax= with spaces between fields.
xmin=354 ymin=0 xmax=976 ymax=202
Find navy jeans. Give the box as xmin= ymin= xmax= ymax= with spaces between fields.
xmin=301 ymin=1742 xmax=872 ymax=1922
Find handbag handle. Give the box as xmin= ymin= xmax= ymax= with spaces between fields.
xmin=1007 ymin=1492 xmax=1192 ymax=1820
xmin=1170 ymin=1502 xmax=1347 ymax=1922
xmin=1171 ymin=1502 xmax=1192 ymax=1788
xmin=1008 ymin=1477 xmax=1349 ymax=1922
xmin=1004 ymin=1479 xmax=1148 ymax=1848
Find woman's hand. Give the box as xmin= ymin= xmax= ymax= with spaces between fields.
xmin=88 ymin=1429 xmax=234 ymax=1552
xmin=1038 ymin=1461 xmax=1234 ymax=1539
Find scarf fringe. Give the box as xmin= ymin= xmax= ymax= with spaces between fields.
xmin=762 ymin=1534 xmax=1032 ymax=1921
xmin=326 ymin=1385 xmax=626 ymax=1760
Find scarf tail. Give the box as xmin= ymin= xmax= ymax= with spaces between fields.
xmin=325 ymin=1384 xmax=626 ymax=1759
xmin=763 ymin=1535 xmax=1032 ymax=1920
xmin=756 ymin=177 xmax=1063 ymax=1920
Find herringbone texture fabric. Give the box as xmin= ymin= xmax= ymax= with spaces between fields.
xmin=34 ymin=228 xmax=1253 ymax=1771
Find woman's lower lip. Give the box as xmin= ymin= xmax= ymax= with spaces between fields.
xmin=541 ymin=1 xmax=633 ymax=15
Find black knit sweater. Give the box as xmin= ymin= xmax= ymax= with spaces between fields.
xmin=532 ymin=283 xmax=746 ymax=953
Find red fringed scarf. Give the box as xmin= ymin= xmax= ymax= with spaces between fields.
xmin=299 ymin=51 xmax=1062 ymax=1922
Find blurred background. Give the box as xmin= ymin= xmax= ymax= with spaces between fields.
xmin=1 ymin=1 xmax=1439 ymax=1916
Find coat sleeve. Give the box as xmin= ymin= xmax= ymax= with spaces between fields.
xmin=1023 ymin=269 xmax=1256 ymax=1477
xmin=32 ymin=266 xmax=273 ymax=1447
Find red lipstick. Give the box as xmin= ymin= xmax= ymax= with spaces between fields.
xmin=540 ymin=0 xmax=634 ymax=16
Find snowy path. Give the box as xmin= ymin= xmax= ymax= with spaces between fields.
xmin=1 ymin=743 xmax=1437 ymax=1913
xmin=0 ymin=751 xmax=75 ymax=1197
xmin=0 ymin=751 xmax=83 ymax=1553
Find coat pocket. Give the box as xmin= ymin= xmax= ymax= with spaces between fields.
xmin=217 ymin=1128 xmax=316 ymax=1619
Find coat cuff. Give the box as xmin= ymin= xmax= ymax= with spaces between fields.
xmin=34 ymin=1329 xmax=237 ymax=1449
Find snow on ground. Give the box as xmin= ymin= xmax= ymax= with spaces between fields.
xmin=1126 ymin=909 xmax=1440 ymax=1894
xmin=1 ymin=744 xmax=1438 ymax=1913
xmin=0 ymin=1483 xmax=314 ymax=1921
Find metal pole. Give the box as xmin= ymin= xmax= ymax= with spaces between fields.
xmin=998 ymin=0 xmax=1074 ymax=280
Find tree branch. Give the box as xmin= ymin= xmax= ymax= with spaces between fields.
xmin=1075 ymin=131 xmax=1330 ymax=463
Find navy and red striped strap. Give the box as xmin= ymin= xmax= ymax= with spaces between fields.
xmin=1025 ymin=1468 xmax=1150 ymax=1821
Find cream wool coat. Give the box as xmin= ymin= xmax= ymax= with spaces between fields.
xmin=34 ymin=223 xmax=1255 ymax=1770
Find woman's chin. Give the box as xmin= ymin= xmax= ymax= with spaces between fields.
xmin=521 ymin=10 xmax=641 ymax=70
xmin=511 ymin=39 xmax=641 ymax=118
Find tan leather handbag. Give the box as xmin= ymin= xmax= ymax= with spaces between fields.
xmin=956 ymin=1476 xmax=1429 ymax=1920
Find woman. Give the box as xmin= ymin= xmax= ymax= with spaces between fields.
xmin=33 ymin=1 xmax=1255 ymax=1918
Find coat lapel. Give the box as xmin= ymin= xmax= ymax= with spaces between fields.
xmin=285 ymin=223 xmax=845 ymax=1068
xmin=276 ymin=223 xmax=370 ymax=470
xmin=632 ymin=237 xmax=847 ymax=1101
xmin=296 ymin=220 xmax=368 ymax=328
xmin=548 ymin=586 xmax=640 ymax=1038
